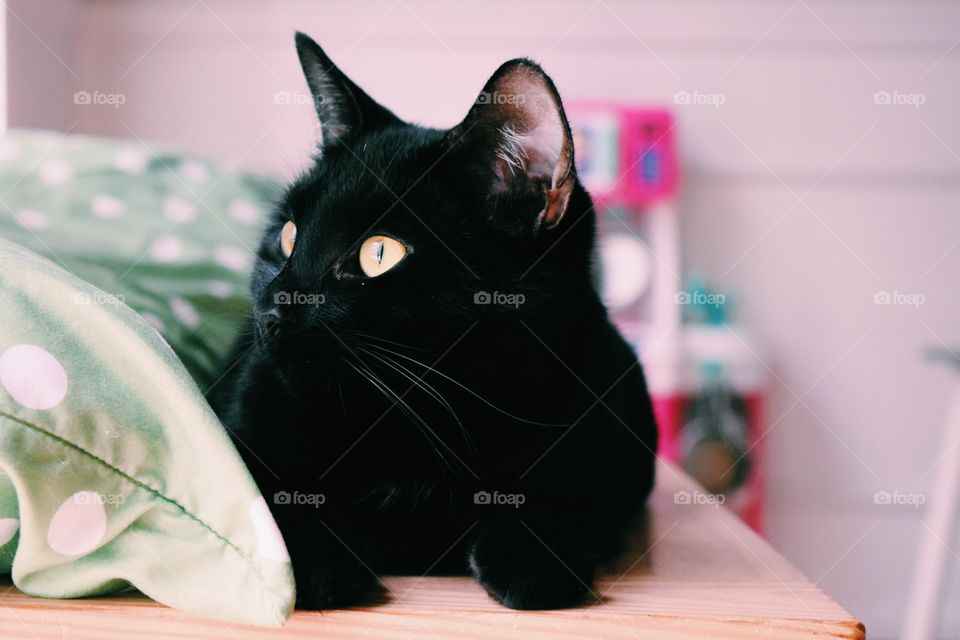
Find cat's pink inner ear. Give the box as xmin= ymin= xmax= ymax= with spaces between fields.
xmin=477 ymin=62 xmax=576 ymax=229
xmin=541 ymin=178 xmax=573 ymax=229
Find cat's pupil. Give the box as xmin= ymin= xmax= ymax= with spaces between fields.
xmin=374 ymin=241 xmax=384 ymax=264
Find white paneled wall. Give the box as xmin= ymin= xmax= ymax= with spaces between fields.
xmin=8 ymin=1 xmax=960 ymax=637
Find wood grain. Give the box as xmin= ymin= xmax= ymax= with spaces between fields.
xmin=0 ymin=462 xmax=865 ymax=639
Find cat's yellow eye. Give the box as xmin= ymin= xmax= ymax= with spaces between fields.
xmin=359 ymin=235 xmax=407 ymax=277
xmin=279 ymin=221 xmax=297 ymax=258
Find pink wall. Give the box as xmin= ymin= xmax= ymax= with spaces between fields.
xmin=6 ymin=0 xmax=82 ymax=132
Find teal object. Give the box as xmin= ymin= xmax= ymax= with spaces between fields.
xmin=681 ymin=274 xmax=733 ymax=326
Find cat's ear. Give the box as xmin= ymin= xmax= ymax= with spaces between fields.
xmin=450 ymin=59 xmax=575 ymax=232
xmin=295 ymin=32 xmax=400 ymax=149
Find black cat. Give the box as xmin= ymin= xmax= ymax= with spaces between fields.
xmin=211 ymin=32 xmax=658 ymax=611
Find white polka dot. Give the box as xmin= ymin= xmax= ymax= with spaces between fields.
xmin=47 ymin=491 xmax=107 ymax=556
xmin=149 ymin=235 xmax=184 ymax=262
xmin=16 ymin=209 xmax=50 ymax=230
xmin=170 ymin=297 xmax=200 ymax=329
xmin=91 ymin=194 xmax=126 ymax=219
xmin=0 ymin=344 xmax=69 ymax=410
xmin=140 ymin=312 xmax=165 ymax=334
xmin=229 ymin=199 xmax=260 ymax=225
xmin=249 ymin=496 xmax=289 ymax=562
xmin=38 ymin=160 xmax=73 ymax=185
xmin=179 ymin=160 xmax=209 ymax=183
xmin=214 ymin=246 xmax=250 ymax=272
xmin=0 ymin=518 xmax=19 ymax=546
xmin=163 ymin=197 xmax=196 ymax=224
xmin=0 ymin=140 xmax=21 ymax=162
xmin=114 ymin=150 xmax=147 ymax=174
xmin=206 ymin=280 xmax=233 ymax=298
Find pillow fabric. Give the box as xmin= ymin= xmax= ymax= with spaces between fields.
xmin=0 ymin=129 xmax=278 ymax=388
xmin=0 ymin=130 xmax=295 ymax=626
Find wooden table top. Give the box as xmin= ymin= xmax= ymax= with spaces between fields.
xmin=0 ymin=462 xmax=864 ymax=639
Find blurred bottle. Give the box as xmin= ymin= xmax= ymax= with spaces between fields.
xmin=680 ymin=362 xmax=750 ymax=495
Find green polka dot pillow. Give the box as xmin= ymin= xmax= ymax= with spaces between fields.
xmin=0 ymin=130 xmax=294 ymax=626
xmin=0 ymin=129 xmax=279 ymax=388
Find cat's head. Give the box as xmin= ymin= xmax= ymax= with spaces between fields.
xmin=251 ymin=33 xmax=597 ymax=371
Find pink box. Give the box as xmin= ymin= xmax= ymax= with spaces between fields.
xmin=567 ymin=104 xmax=679 ymax=207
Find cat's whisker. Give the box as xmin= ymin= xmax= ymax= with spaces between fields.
xmin=358 ymin=346 xmax=481 ymax=469
xmin=344 ymin=359 xmax=466 ymax=480
xmin=359 ymin=361 xmax=478 ymax=481
xmin=361 ymin=348 xmax=459 ymax=422
xmin=345 ymin=360 xmax=454 ymax=475
xmin=363 ymin=342 xmax=570 ymax=428
xmin=351 ymin=332 xmax=427 ymax=353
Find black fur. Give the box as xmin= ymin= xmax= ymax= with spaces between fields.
xmin=210 ymin=32 xmax=657 ymax=610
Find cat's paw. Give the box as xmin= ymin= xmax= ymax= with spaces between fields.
xmin=291 ymin=536 xmax=380 ymax=610
xmin=294 ymin=561 xmax=378 ymax=610
xmin=468 ymin=523 xmax=596 ymax=610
